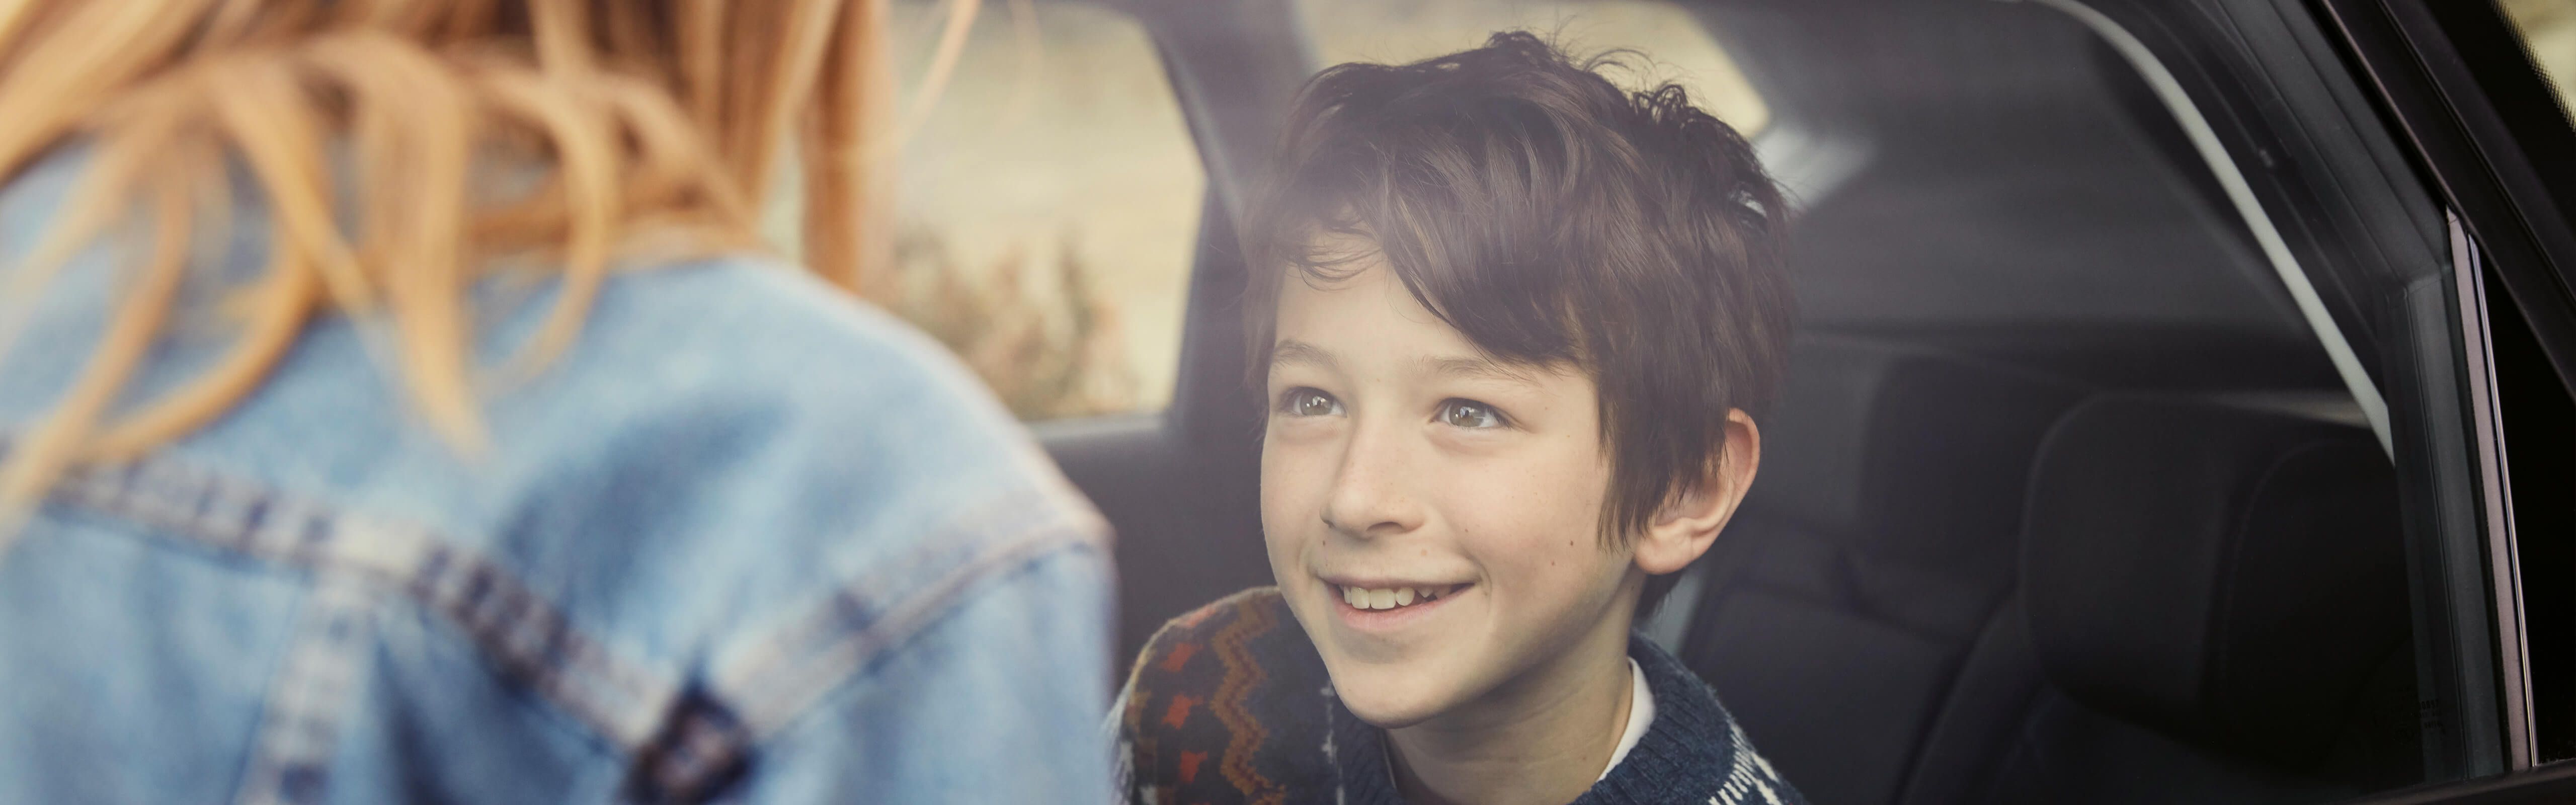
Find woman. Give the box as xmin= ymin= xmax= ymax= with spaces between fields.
xmin=0 ymin=2 xmax=1112 ymax=802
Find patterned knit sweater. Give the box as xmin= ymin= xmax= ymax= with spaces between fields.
xmin=1112 ymin=588 xmax=1805 ymax=804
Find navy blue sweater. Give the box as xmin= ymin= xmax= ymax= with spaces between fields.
xmin=1114 ymin=588 xmax=1806 ymax=804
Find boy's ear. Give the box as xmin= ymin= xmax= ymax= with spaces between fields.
xmin=1634 ymin=410 xmax=1761 ymax=576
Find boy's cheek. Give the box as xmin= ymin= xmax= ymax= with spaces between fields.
xmin=1257 ymin=461 xmax=1320 ymax=578
xmin=1258 ymin=443 xmax=1334 ymax=533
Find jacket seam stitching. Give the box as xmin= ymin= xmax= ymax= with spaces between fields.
xmin=21 ymin=440 xmax=682 ymax=754
xmin=708 ymin=492 xmax=1109 ymax=740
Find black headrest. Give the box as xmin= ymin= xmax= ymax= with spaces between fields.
xmin=1749 ymin=336 xmax=2081 ymax=573
xmin=2023 ymin=394 xmax=2406 ymax=768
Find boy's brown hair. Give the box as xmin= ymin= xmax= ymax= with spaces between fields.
xmin=1241 ymin=32 xmax=1795 ymax=613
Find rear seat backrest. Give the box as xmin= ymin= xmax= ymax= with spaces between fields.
xmin=2024 ymin=394 xmax=2408 ymax=766
xmin=1747 ymin=338 xmax=2083 ymax=581
xmin=1979 ymin=394 xmax=2419 ymax=803
xmin=1674 ymin=336 xmax=2080 ymax=805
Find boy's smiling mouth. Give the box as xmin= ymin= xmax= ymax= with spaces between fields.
xmin=1334 ymin=582 xmax=1469 ymax=610
xmin=1320 ymin=576 xmax=1475 ymax=630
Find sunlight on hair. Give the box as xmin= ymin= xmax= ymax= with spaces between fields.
xmin=1293 ymin=0 xmax=1769 ymax=134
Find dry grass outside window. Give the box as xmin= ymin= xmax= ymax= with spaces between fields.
xmin=883 ymin=225 xmax=1140 ymax=420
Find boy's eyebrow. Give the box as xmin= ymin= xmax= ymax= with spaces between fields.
xmin=1270 ymin=339 xmax=1338 ymax=372
xmin=1273 ymin=339 xmax=1546 ymax=384
xmin=1422 ymin=355 xmax=1546 ymax=385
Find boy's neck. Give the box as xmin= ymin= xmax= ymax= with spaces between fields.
xmin=1385 ymin=607 xmax=1638 ymax=805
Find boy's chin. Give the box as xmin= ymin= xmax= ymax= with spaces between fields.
xmin=1321 ymin=658 xmax=1461 ymax=730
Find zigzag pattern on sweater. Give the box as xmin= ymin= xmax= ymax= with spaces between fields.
xmin=1112 ymin=587 xmax=1807 ymax=805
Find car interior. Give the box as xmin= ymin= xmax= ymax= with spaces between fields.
xmin=1028 ymin=0 xmax=2441 ymax=802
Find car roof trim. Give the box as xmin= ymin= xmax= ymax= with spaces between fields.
xmin=2018 ymin=0 xmax=2394 ymax=456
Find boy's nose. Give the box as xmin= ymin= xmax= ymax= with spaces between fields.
xmin=1319 ymin=426 xmax=1426 ymax=538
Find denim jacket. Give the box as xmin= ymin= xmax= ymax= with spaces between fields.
xmin=0 ymin=149 xmax=1116 ymax=803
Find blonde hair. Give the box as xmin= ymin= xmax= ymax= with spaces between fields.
xmin=0 ymin=0 xmax=984 ymax=527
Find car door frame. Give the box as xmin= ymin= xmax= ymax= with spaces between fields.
xmin=2023 ymin=0 xmax=2576 ymax=795
xmin=2311 ymin=0 xmax=2576 ymax=797
xmin=2120 ymin=0 xmax=2576 ymax=797
xmin=2049 ymin=0 xmax=2527 ymax=788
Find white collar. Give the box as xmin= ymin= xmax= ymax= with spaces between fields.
xmin=1597 ymin=657 xmax=1654 ymax=782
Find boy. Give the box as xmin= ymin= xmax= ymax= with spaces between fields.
xmin=1115 ymin=32 xmax=1802 ymax=805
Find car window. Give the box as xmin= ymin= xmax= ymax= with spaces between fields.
xmin=1302 ymin=0 xmax=2485 ymax=798
xmin=771 ymin=1 xmax=1204 ymax=421
xmin=1294 ymin=0 xmax=1768 ymax=135
xmin=1068 ymin=0 xmax=2568 ymax=801
xmin=2435 ymin=0 xmax=2576 ymax=768
xmin=2466 ymin=0 xmax=2576 ymax=767
xmin=1287 ymin=2 xmax=2445 ymax=802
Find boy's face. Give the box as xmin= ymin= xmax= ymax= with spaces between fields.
xmin=1261 ymin=252 xmax=1643 ymax=729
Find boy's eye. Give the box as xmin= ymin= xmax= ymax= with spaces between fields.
xmin=1437 ymin=399 xmax=1504 ymax=429
xmin=1279 ymin=388 xmax=1344 ymax=418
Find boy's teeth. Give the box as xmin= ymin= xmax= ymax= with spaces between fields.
xmin=1341 ymin=585 xmax=1448 ymax=610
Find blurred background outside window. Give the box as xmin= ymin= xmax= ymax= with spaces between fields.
xmin=770 ymin=0 xmax=1204 ymax=421
xmin=882 ymin=1 xmax=1208 ymax=421
xmin=2504 ymin=0 xmax=2576 ymax=124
